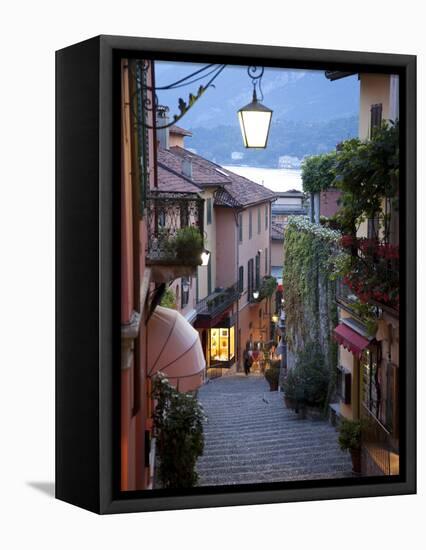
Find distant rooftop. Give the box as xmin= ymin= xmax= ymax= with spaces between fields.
xmin=169 ymin=124 xmax=193 ymax=137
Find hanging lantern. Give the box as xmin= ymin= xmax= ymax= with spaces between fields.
xmin=238 ymin=88 xmax=273 ymax=148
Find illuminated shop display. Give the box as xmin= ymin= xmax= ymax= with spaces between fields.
xmin=209 ymin=327 xmax=235 ymax=366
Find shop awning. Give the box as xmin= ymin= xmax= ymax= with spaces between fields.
xmin=147 ymin=306 xmax=205 ymax=392
xmin=333 ymin=323 xmax=370 ymax=358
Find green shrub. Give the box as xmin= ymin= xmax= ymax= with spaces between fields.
xmin=302 ymin=151 xmax=337 ymax=194
xmin=338 ymin=418 xmax=363 ymax=451
xmin=282 ymin=344 xmax=329 ymax=409
xmin=152 ymin=373 xmax=205 ymax=488
xmin=173 ymin=226 xmax=204 ymax=265
xmin=265 ymin=365 xmax=280 ymax=386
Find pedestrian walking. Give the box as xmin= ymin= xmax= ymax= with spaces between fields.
xmin=243 ymin=349 xmax=252 ymax=376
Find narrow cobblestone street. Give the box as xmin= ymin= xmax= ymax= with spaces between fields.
xmin=196 ymin=374 xmax=352 ymax=486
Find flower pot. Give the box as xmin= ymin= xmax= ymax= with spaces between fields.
xmin=284 ymin=396 xmax=296 ymax=409
xmin=268 ymin=381 xmax=279 ymax=391
xmin=350 ymin=448 xmax=362 ymax=474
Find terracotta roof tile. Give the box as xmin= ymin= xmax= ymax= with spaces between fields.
xmin=157 ymin=165 xmax=201 ymax=193
xmin=159 ymin=147 xmax=230 ymax=187
xmin=169 ymin=146 xmax=276 ymax=208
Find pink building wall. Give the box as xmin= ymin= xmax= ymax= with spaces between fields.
xmin=215 ymin=207 xmax=237 ymax=288
xmin=320 ymin=189 xmax=342 ymax=218
xmin=120 ymin=59 xmax=157 ymax=492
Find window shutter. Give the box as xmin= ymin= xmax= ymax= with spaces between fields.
xmin=370 ymin=103 xmax=383 ymax=137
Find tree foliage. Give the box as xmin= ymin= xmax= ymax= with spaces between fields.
xmin=301 ymin=150 xmax=337 ymax=193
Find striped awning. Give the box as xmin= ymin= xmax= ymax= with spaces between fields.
xmin=147 ymin=306 xmax=205 ymax=392
xmin=333 ymin=323 xmax=370 ymax=358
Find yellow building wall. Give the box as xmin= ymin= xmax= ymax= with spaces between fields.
xmin=359 ymin=74 xmax=391 ymax=140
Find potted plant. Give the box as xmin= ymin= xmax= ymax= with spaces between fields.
xmin=338 ymin=418 xmax=363 ymax=474
xmin=172 ymin=226 xmax=204 ymax=266
xmin=281 ymin=368 xmax=298 ymax=409
xmin=264 ymin=360 xmax=280 ymax=391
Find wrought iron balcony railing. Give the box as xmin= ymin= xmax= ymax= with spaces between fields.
xmin=145 ymin=191 xmax=204 ymax=266
xmin=336 ymin=278 xmax=359 ymax=310
xmin=196 ymin=283 xmax=239 ymax=320
xmin=361 ymin=405 xmax=399 ymax=476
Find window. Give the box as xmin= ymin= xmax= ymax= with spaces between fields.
xmin=209 ymin=326 xmax=235 ymax=366
xmin=238 ymin=212 xmax=243 ymax=242
xmin=265 ymin=204 xmax=268 ymax=230
xmin=257 ymin=207 xmax=261 ymax=234
xmin=206 ymin=198 xmax=212 ymax=225
xmin=238 ymin=265 xmax=244 ymax=293
xmin=361 ymin=345 xmax=382 ymax=421
xmin=248 ymin=259 xmax=254 ymax=298
xmin=249 ymin=210 xmax=252 ymax=239
xmin=370 ymin=103 xmax=382 ymax=138
xmin=336 ymin=366 xmax=351 ymax=405
xmin=181 ymin=277 xmax=190 ymax=308
xmin=264 ymin=247 xmax=268 ymax=274
xmin=255 ymin=253 xmax=260 ymax=289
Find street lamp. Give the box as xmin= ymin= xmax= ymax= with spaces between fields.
xmin=253 ymin=290 xmax=260 ymax=300
xmin=238 ymin=89 xmax=273 ymax=148
xmin=272 ymin=313 xmax=279 ymax=323
xmin=201 ymin=249 xmax=211 ymax=266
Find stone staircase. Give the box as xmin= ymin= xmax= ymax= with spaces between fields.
xmin=196 ymin=374 xmax=352 ymax=486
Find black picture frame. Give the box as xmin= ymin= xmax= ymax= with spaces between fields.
xmin=56 ymin=35 xmax=416 ymax=514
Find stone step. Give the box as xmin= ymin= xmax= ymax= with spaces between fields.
xmin=196 ymin=374 xmax=352 ymax=485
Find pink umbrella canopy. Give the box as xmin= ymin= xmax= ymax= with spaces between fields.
xmin=147 ymin=306 xmax=205 ymax=392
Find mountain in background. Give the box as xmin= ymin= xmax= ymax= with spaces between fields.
xmin=155 ymin=62 xmax=359 ymax=167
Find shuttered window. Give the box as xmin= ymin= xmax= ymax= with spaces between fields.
xmin=238 ymin=265 xmax=244 ymax=293
xmin=370 ymin=103 xmax=383 ymax=137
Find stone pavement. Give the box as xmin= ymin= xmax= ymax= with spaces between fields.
xmin=196 ymin=374 xmax=352 ymax=486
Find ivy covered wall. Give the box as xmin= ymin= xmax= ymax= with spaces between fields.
xmin=283 ymin=217 xmax=340 ymax=387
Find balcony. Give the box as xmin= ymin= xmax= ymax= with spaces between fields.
xmin=195 ymin=283 xmax=239 ymax=328
xmin=145 ymin=191 xmax=204 ymax=282
xmin=336 ymin=278 xmax=361 ymax=315
xmin=249 ymin=275 xmax=277 ymax=305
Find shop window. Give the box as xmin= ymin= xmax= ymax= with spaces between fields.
xmin=209 ymin=326 xmax=235 ymax=366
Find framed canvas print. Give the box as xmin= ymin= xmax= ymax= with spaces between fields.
xmin=56 ymin=35 xmax=416 ymax=514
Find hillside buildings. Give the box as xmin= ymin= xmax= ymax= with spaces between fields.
xmin=158 ymin=125 xmax=277 ymax=376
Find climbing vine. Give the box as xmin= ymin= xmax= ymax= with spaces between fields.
xmin=301 ymin=150 xmax=338 ymax=194
xmin=283 ymin=217 xmax=340 ymax=405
